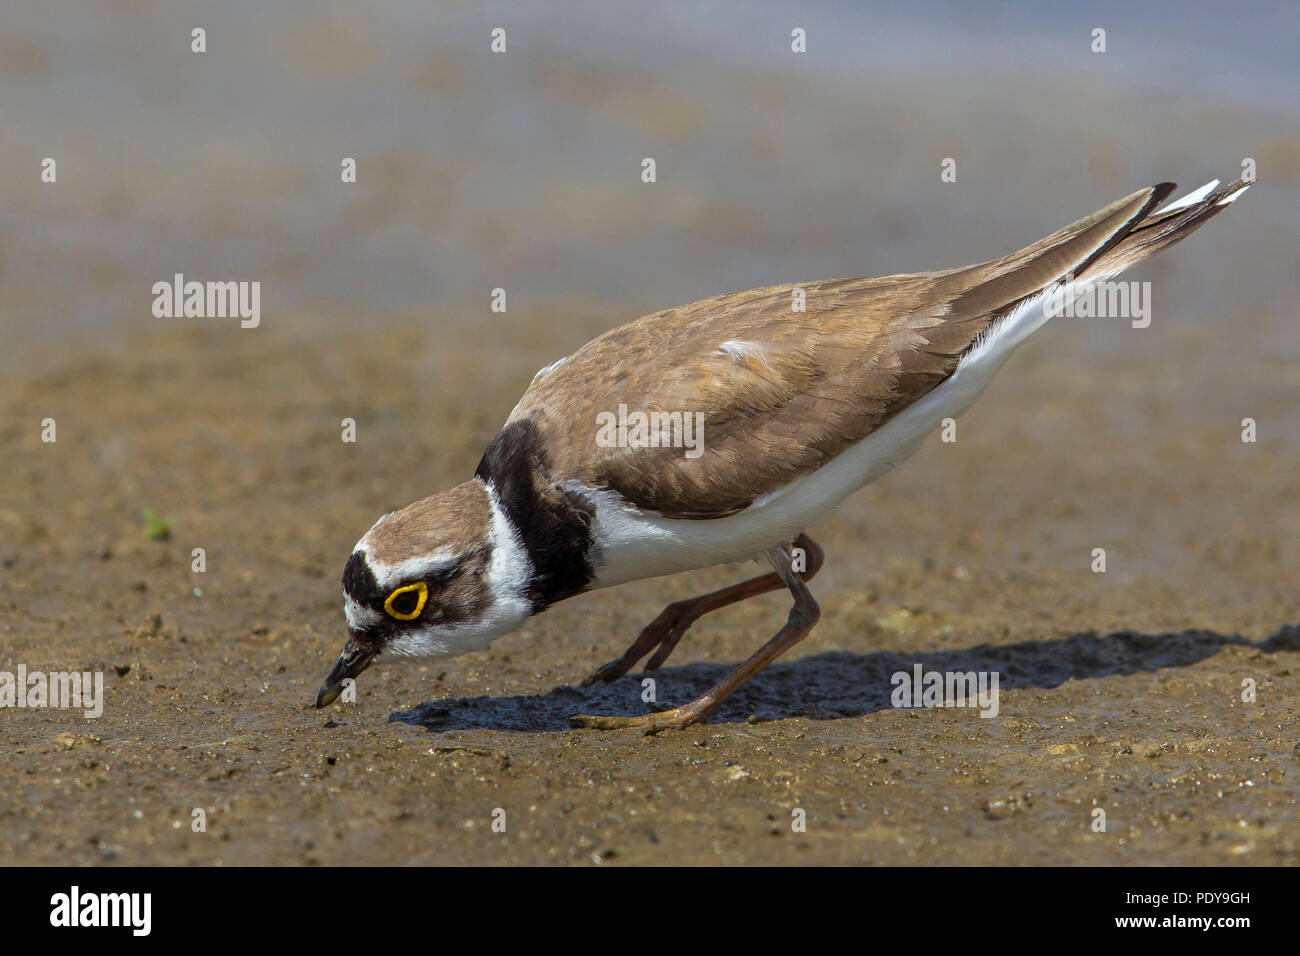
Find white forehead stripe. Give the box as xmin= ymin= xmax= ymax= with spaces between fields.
xmin=364 ymin=548 xmax=460 ymax=592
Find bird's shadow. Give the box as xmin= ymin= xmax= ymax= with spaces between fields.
xmin=389 ymin=624 xmax=1299 ymax=733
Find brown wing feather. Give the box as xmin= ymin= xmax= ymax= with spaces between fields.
xmin=506 ymin=186 xmax=1167 ymax=518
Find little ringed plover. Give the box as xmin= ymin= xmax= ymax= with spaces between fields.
xmin=315 ymin=176 xmax=1250 ymax=732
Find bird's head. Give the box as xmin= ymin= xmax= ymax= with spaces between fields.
xmin=314 ymin=479 xmax=534 ymax=708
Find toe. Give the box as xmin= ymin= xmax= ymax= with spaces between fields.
xmin=569 ymin=707 xmax=704 ymax=733
xmin=569 ymin=712 xmax=638 ymax=730
xmin=581 ymin=660 xmax=626 ymax=686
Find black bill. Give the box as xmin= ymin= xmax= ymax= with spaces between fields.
xmin=314 ymin=635 xmax=379 ymax=708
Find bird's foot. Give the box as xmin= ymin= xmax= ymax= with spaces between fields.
xmin=569 ymin=704 xmax=705 ymax=735
xmin=581 ymin=603 xmax=695 ymax=685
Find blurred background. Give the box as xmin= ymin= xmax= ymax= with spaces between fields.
xmin=3 ymin=0 xmax=1297 ymax=353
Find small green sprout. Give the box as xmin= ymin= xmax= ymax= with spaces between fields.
xmin=141 ymin=508 xmax=175 ymax=541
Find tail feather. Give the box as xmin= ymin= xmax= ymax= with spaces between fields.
xmin=950 ymin=176 xmax=1249 ymax=365
xmin=923 ymin=183 xmax=1175 ymax=341
xmin=1080 ymin=178 xmax=1252 ymax=280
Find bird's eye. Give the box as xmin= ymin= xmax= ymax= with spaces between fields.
xmin=384 ymin=582 xmax=428 ymax=620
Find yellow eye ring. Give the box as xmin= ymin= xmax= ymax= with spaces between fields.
xmin=384 ymin=582 xmax=428 ymax=620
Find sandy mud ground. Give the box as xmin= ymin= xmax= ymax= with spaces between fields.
xmin=2 ymin=306 xmax=1297 ymax=865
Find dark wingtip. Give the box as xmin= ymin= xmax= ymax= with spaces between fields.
xmin=1150 ymin=181 xmax=1179 ymax=206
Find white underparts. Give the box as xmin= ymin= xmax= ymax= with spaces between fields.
xmin=581 ymin=266 xmax=1140 ymax=590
